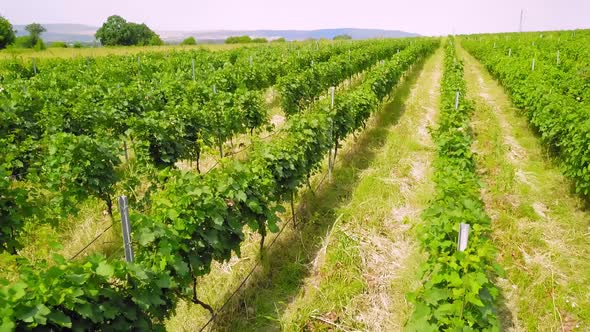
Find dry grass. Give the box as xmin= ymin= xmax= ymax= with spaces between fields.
xmin=15 ymin=197 xmax=121 ymax=266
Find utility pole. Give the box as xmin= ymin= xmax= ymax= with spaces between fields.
xmin=519 ymin=9 xmax=524 ymax=32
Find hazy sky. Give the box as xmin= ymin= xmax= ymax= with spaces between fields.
xmin=2 ymin=0 xmax=589 ymax=35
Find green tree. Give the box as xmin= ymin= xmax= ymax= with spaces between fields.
xmin=225 ymin=35 xmax=252 ymax=44
xmin=127 ymin=22 xmax=159 ymax=45
xmin=13 ymin=36 xmax=33 ymax=48
xmin=251 ymin=37 xmax=268 ymax=43
xmin=34 ymin=38 xmax=46 ymax=50
xmin=333 ymin=34 xmax=352 ymax=40
xmin=50 ymin=41 xmax=68 ymax=48
xmin=0 ymin=16 xmax=16 ymax=49
xmin=180 ymin=36 xmax=197 ymax=45
xmin=96 ymin=15 xmax=162 ymax=46
xmin=271 ymin=37 xmax=286 ymax=43
xmin=25 ymin=23 xmax=46 ymax=45
xmin=149 ymin=34 xmax=164 ymax=45
xmin=95 ymin=15 xmax=132 ymax=46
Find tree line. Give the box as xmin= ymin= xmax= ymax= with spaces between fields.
xmin=94 ymin=15 xmax=163 ymax=46
xmin=0 ymin=14 xmax=353 ymax=50
xmin=0 ymin=15 xmax=167 ymax=49
xmin=0 ymin=17 xmax=49 ymax=50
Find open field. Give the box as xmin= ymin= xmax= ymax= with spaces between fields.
xmin=0 ymin=43 xmax=247 ymax=59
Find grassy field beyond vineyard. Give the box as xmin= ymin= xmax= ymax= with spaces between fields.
xmin=1 ymin=30 xmax=589 ymax=332
xmin=0 ymin=43 xmax=245 ymax=59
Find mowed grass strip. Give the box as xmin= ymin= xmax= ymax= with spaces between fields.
xmin=278 ymin=48 xmax=443 ymax=331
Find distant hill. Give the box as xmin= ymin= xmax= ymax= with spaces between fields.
xmin=13 ymin=24 xmax=419 ymax=44
xmin=161 ymin=28 xmax=420 ymax=43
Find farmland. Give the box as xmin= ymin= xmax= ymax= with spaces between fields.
xmin=0 ymin=43 xmax=243 ymax=60
xmin=1 ymin=30 xmax=589 ymax=332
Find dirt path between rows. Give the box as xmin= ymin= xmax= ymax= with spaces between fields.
xmin=353 ymin=47 xmax=443 ymax=332
xmin=278 ymin=48 xmax=444 ymax=331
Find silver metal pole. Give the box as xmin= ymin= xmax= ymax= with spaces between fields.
xmin=457 ymin=223 xmax=470 ymax=252
xmin=118 ymin=195 xmax=134 ymax=262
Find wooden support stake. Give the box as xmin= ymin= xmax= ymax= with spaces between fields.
xmin=290 ymin=192 xmax=296 ymax=227
xmin=123 ymin=140 xmax=129 ymax=162
xmin=455 ymin=91 xmax=460 ymax=110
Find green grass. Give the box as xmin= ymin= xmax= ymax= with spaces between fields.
xmin=460 ymin=44 xmax=590 ymax=332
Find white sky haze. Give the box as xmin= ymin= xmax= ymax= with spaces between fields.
xmin=1 ymin=0 xmax=589 ymax=35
